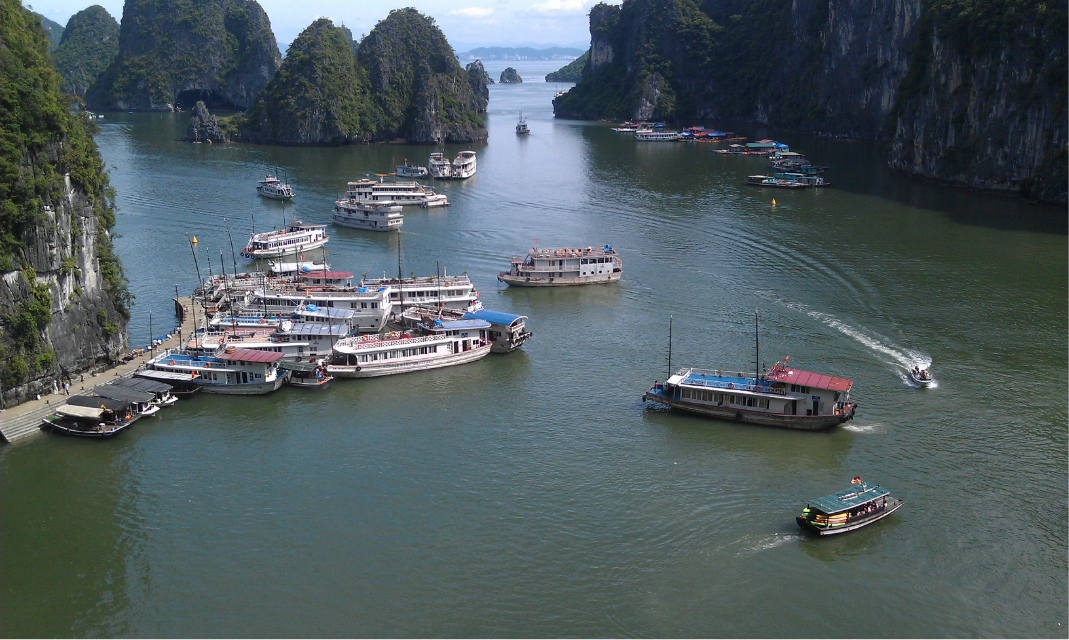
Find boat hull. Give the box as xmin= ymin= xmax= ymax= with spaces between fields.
xmin=42 ymin=414 xmax=140 ymax=438
xmin=796 ymin=499 xmax=904 ymax=535
xmin=498 ymin=272 xmax=621 ymax=287
xmin=328 ymin=344 xmax=490 ymax=378
xmin=257 ymin=192 xmax=294 ymax=201
xmin=197 ymin=374 xmax=288 ymax=395
xmin=642 ymin=392 xmax=856 ymax=430
xmin=330 ymin=216 xmax=401 ymax=232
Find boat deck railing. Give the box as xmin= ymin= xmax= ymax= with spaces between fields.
xmin=678 ymin=368 xmax=787 ymax=395
xmin=336 ymin=333 xmax=443 ymax=350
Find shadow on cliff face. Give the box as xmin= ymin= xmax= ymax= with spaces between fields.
xmin=741 ymin=125 xmax=1067 ymax=236
xmin=175 ymin=89 xmax=240 ymax=112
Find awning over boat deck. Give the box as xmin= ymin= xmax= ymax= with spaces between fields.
xmin=766 ymin=367 xmax=852 ymax=392
xmin=108 ymin=377 xmax=173 ymax=393
xmin=806 ymin=482 xmax=890 ymax=515
xmin=279 ymin=361 xmax=323 ymax=372
xmin=92 ymin=385 xmax=155 ymax=403
xmin=56 ymin=404 xmax=105 ymax=420
xmin=218 ymin=348 xmax=284 ymax=363
xmin=66 ymin=395 xmax=129 ymax=411
xmin=136 ymin=369 xmax=202 ymax=382
xmin=463 ymin=310 xmax=526 ymax=327
xmin=427 ymin=319 xmax=491 ymax=331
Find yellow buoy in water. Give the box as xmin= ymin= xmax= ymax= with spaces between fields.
xmin=191 ymin=235 xmax=198 ymax=244
xmin=771 ymin=198 xmax=776 ymax=207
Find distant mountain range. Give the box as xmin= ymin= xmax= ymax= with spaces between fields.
xmin=459 ymin=46 xmax=584 ymax=61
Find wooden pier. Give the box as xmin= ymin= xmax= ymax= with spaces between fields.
xmin=0 ymin=296 xmax=203 ymax=444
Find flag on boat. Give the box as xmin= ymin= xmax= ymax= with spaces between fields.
xmin=851 ymin=475 xmax=862 ymax=485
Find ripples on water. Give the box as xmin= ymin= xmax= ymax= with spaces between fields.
xmin=0 ymin=62 xmax=1065 ymax=636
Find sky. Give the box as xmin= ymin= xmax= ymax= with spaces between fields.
xmin=28 ymin=0 xmax=605 ymax=51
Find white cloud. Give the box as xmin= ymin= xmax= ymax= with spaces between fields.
xmin=449 ymin=7 xmax=495 ymax=17
xmin=528 ymin=0 xmax=591 ymax=15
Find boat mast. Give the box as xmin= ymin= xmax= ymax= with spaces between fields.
xmin=754 ymin=309 xmax=760 ymax=383
xmin=396 ymin=232 xmax=404 ymax=325
xmin=221 ymin=251 xmax=236 ymax=335
xmin=667 ymin=315 xmax=673 ymax=379
xmin=224 ymin=218 xmax=238 ymax=281
xmin=436 ymin=260 xmax=443 ymax=316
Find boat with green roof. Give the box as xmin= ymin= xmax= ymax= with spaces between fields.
xmin=796 ymin=479 xmax=903 ymax=535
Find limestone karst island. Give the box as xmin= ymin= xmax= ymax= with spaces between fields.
xmin=2 ymin=0 xmax=1066 ymax=636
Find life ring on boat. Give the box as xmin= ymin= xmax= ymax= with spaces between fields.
xmin=259 ymin=319 xmax=265 ymax=324
xmin=168 ymin=359 xmax=175 ymax=366
xmin=726 ymin=383 xmax=734 ymax=389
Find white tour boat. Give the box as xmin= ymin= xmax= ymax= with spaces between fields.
xmin=429 ymin=152 xmax=453 ymax=179
xmin=516 ymin=112 xmax=530 ymax=135
xmin=343 ymin=177 xmax=435 ymax=207
xmin=462 ymin=309 xmax=532 ymax=353
xmin=142 ymin=347 xmax=288 ymax=395
xmin=451 ymin=151 xmax=477 ymax=179
xmin=327 ymin=319 xmax=491 ymax=378
xmin=332 ymin=198 xmax=403 ymax=232
xmin=269 ymin=260 xmax=329 ymax=275
xmin=421 ymin=193 xmax=449 ymax=208
xmin=251 ymin=284 xmax=394 ymax=333
xmin=635 ymin=130 xmax=681 ymax=141
xmin=240 ymin=221 xmax=328 ymax=259
xmin=498 ymin=244 xmax=622 ymax=287
xmin=361 ymin=271 xmax=482 ymax=315
xmin=256 ymin=174 xmax=295 ymax=200
xmin=396 ymin=161 xmax=429 ymax=178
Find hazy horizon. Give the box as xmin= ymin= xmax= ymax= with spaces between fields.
xmin=28 ymin=0 xmax=602 ymax=53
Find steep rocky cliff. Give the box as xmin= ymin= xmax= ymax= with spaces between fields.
xmin=52 ymin=5 xmax=120 ymax=97
xmin=234 ymin=19 xmax=381 ymax=145
xmin=86 ymin=0 xmax=281 ymax=111
xmin=556 ymin=0 xmax=1067 ymax=203
xmin=466 ymin=59 xmax=491 ymax=114
xmin=357 ymin=9 xmax=487 ymax=143
xmin=0 ymin=0 xmax=129 ymax=405
xmin=31 ymin=11 xmax=63 ymax=50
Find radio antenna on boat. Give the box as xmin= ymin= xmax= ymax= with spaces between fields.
xmin=224 ymin=218 xmax=238 ymax=278
xmin=754 ymin=309 xmax=760 ymax=383
xmin=667 ymin=315 xmax=673 ymax=379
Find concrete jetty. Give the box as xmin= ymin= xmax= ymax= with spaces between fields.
xmin=0 ymin=296 xmax=204 ymax=444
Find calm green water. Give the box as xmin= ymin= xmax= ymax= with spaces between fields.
xmin=3 ymin=61 xmax=1066 ymax=637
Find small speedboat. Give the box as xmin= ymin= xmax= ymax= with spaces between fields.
xmin=908 ymin=367 xmax=934 ymax=387
xmin=796 ymin=478 xmax=903 ymax=536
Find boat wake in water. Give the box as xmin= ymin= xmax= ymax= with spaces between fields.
xmin=842 ymin=422 xmax=882 ymax=434
xmin=777 ymin=300 xmax=934 ymax=386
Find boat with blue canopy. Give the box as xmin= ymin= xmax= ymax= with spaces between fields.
xmin=462 ymin=309 xmax=532 ymax=353
xmin=796 ymin=479 xmax=903 ymax=535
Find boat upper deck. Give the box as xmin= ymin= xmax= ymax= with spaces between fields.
xmin=806 ymin=482 xmax=890 ymax=515
xmin=766 ymin=360 xmax=852 ymax=391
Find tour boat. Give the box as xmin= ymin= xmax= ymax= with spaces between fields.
xmin=361 ymin=271 xmax=482 ymax=315
xmin=462 ymin=309 xmax=532 ymax=353
xmin=421 ymin=193 xmax=449 ymax=208
xmin=429 ymin=152 xmax=453 ymax=178
xmin=395 ymin=161 xmax=429 ymax=178
xmin=327 ymin=319 xmax=492 ymax=378
xmin=796 ymin=479 xmax=904 ymax=535
xmin=635 ymin=130 xmax=681 ymax=141
xmin=240 ymin=221 xmax=329 ymax=258
xmin=270 ymin=260 xmax=328 ymax=275
xmin=200 ymin=321 xmax=348 ymax=361
xmin=908 ymin=367 xmax=934 ymax=387
xmin=256 ymin=174 xmax=295 ymax=200
xmin=342 ymin=177 xmax=436 ymax=207
xmin=41 ymin=396 xmax=141 ymax=437
xmin=644 ymin=356 xmax=857 ymax=430
xmin=516 ymin=111 xmax=530 ymax=135
xmin=143 ymin=347 xmax=288 ymax=395
xmin=250 ymin=284 xmax=394 ymax=333
xmin=451 ymin=151 xmax=477 ymax=179
xmin=498 ymin=245 xmax=622 ymax=287
xmin=745 ymin=175 xmax=810 ymax=189
xmin=332 ymin=198 xmax=403 ymax=232
xmin=91 ymin=384 xmax=161 ymax=416
xmin=774 ymin=172 xmax=827 ymax=187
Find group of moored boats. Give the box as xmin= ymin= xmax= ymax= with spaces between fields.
xmin=41 ymin=377 xmax=179 ymax=438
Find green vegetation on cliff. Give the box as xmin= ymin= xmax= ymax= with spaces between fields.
xmin=53 ymin=5 xmax=120 ymax=97
xmin=236 ymin=19 xmax=382 ymax=144
xmin=87 ymin=0 xmax=280 ymax=110
xmin=29 ymin=10 xmax=63 ymax=50
xmin=546 ymin=50 xmax=589 ymax=83
xmin=0 ymin=0 xmax=128 ymax=386
xmin=356 ymin=8 xmax=486 ymax=142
